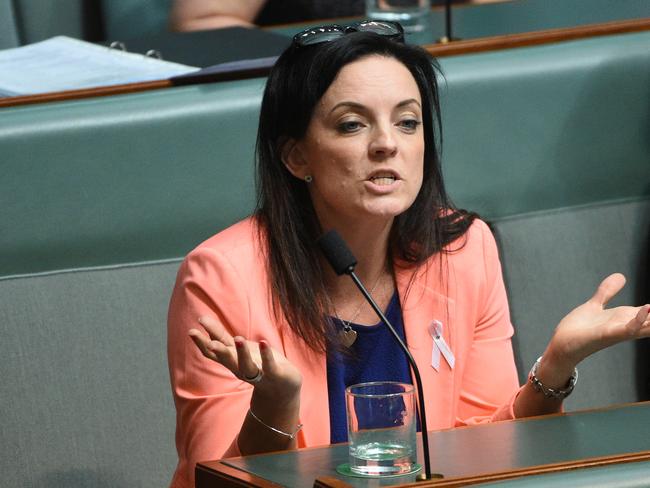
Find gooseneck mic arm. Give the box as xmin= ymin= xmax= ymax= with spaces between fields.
xmin=317 ymin=230 xmax=432 ymax=481
xmin=439 ymin=0 xmax=457 ymax=44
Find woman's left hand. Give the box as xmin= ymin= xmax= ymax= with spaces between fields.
xmin=546 ymin=273 xmax=650 ymax=368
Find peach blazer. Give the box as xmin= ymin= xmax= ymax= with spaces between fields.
xmin=167 ymin=217 xmax=521 ymax=488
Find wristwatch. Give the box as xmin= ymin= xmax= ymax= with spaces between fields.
xmin=528 ymin=356 xmax=578 ymax=400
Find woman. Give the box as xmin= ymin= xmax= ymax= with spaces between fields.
xmin=167 ymin=22 xmax=650 ymax=488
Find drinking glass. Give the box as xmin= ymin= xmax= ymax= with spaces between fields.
xmin=365 ymin=0 xmax=432 ymax=33
xmin=344 ymin=381 xmax=419 ymax=477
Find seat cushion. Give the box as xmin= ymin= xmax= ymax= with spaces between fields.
xmin=0 ymin=259 xmax=181 ymax=488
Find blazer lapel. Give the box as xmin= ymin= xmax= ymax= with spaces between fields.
xmin=395 ymin=260 xmax=458 ymax=429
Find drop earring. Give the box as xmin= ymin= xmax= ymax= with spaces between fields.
xmin=304 ymin=175 xmax=313 ymax=183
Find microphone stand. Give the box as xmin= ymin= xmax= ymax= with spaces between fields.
xmin=318 ymin=230 xmax=434 ymax=480
xmin=439 ymin=0 xmax=454 ymax=44
xmin=346 ymin=270 xmax=433 ymax=481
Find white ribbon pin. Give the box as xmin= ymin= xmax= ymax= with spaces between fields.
xmin=430 ymin=320 xmax=455 ymax=372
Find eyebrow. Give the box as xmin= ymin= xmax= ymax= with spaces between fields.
xmin=329 ymin=98 xmax=421 ymax=114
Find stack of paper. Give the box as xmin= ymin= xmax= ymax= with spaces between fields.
xmin=0 ymin=36 xmax=197 ymax=97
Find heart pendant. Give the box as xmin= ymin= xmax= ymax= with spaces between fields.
xmin=339 ymin=328 xmax=357 ymax=347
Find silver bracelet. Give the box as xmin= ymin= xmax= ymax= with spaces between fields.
xmin=248 ymin=409 xmax=303 ymax=440
xmin=528 ymin=356 xmax=578 ymax=400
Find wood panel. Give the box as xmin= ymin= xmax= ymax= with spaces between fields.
xmin=425 ymin=17 xmax=650 ymax=57
xmin=196 ymin=460 xmax=286 ymax=488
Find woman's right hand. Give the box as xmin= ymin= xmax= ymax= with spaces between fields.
xmin=188 ymin=315 xmax=303 ymax=398
xmin=189 ymin=316 xmax=303 ymax=455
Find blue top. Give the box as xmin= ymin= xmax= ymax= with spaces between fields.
xmin=326 ymin=292 xmax=414 ymax=443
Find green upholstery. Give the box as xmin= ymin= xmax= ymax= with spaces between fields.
xmin=439 ymin=32 xmax=650 ymax=219
xmin=0 ymin=260 xmax=180 ymax=487
xmin=1 ymin=78 xmax=264 ymax=277
xmin=2 ymin=31 xmax=649 ymax=277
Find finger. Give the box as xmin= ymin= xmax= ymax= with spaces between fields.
xmin=627 ymin=305 xmax=650 ymax=334
xmin=235 ymin=336 xmax=261 ymax=380
xmin=189 ymin=328 xmax=218 ymax=361
xmin=590 ymin=273 xmax=626 ymax=308
xmin=207 ymin=340 xmax=239 ymax=371
xmin=259 ymin=340 xmax=277 ymax=376
xmin=189 ymin=328 xmax=239 ymax=371
xmin=198 ymin=316 xmax=235 ymax=347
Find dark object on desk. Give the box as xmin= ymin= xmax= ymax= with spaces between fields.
xmin=170 ymin=56 xmax=278 ymax=86
xmin=109 ymin=27 xmax=291 ymax=68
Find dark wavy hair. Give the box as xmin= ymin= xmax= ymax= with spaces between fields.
xmin=255 ymin=31 xmax=476 ymax=353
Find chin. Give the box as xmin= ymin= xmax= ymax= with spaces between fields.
xmin=364 ymin=201 xmax=413 ymax=219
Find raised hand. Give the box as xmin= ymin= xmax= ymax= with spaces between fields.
xmin=514 ymin=273 xmax=650 ymax=417
xmin=548 ymin=273 xmax=650 ymax=366
xmin=188 ymin=316 xmax=302 ymax=397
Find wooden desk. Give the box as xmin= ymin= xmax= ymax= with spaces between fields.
xmin=196 ymin=402 xmax=650 ymax=487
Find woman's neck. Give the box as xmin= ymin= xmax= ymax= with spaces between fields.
xmin=324 ymin=216 xmax=392 ymax=278
xmin=321 ymin=218 xmax=396 ymax=323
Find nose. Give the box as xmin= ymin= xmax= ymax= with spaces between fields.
xmin=368 ymin=124 xmax=397 ymax=159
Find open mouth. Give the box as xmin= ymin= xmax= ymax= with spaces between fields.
xmin=369 ymin=174 xmax=398 ymax=186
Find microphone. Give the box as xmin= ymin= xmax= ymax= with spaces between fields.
xmin=317 ymin=230 xmax=433 ymax=481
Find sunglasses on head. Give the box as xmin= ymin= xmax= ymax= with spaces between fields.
xmin=292 ymin=20 xmax=405 ymax=47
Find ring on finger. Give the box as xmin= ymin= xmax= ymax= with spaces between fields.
xmin=244 ymin=367 xmax=263 ymax=384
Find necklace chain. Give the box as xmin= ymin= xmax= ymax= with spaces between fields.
xmin=333 ymin=272 xmax=383 ymax=331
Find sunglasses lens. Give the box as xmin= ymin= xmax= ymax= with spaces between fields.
xmin=293 ymin=21 xmax=404 ymax=48
xmin=346 ymin=20 xmax=405 ymax=42
xmin=356 ymin=21 xmax=401 ymax=35
xmin=300 ymin=31 xmax=344 ymax=45
xmin=293 ymin=25 xmax=345 ymax=46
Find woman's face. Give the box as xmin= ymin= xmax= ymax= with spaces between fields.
xmin=285 ymin=55 xmax=425 ymax=231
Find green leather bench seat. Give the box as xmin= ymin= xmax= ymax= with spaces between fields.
xmin=0 ymin=260 xmax=180 ymax=487
xmin=1 ymin=77 xmax=264 ymax=276
xmin=2 ymin=30 xmax=648 ymax=277
xmin=440 ymin=31 xmax=649 ymax=218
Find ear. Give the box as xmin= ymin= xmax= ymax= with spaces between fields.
xmin=280 ymin=138 xmax=309 ymax=180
